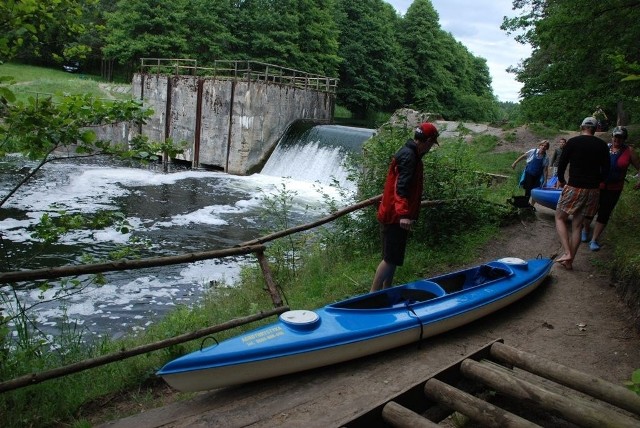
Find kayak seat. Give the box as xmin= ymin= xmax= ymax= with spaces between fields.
xmin=468 ymin=265 xmax=510 ymax=288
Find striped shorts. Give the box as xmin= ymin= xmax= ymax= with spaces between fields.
xmin=556 ymin=185 xmax=599 ymax=217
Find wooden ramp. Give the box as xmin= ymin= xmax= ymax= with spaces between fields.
xmin=342 ymin=339 xmax=640 ymax=427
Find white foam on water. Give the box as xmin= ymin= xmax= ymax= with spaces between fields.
xmin=1 ymin=145 xmax=355 ymax=337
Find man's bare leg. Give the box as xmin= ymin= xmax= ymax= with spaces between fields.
xmin=370 ymin=260 xmax=396 ymax=293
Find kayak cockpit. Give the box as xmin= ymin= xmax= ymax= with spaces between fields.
xmin=330 ymin=281 xmax=445 ymax=310
xmin=432 ymin=263 xmax=512 ymax=293
xmin=328 ymin=263 xmax=513 ymax=310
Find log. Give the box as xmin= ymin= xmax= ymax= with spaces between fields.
xmin=0 ymin=306 xmax=289 ymax=393
xmin=256 ymin=250 xmax=283 ymax=307
xmin=423 ymin=378 xmax=541 ymax=428
xmin=239 ymin=196 xmax=461 ymax=247
xmin=490 ymin=341 xmax=640 ymax=415
xmin=381 ymin=401 xmax=440 ymax=428
xmin=460 ymin=359 xmax=640 ymax=428
xmin=0 ymin=244 xmax=266 ymax=283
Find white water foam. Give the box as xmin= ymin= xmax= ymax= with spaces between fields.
xmin=1 ymin=159 xmax=351 ymax=338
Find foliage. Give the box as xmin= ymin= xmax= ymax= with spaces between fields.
xmin=0 ymin=0 xmax=89 ymax=63
xmin=335 ymin=0 xmax=405 ymax=119
xmin=503 ymin=0 xmax=640 ymax=127
xmin=257 ymin=182 xmax=311 ymax=282
xmin=103 ymin=0 xmax=189 ymax=66
xmin=4 ymin=0 xmax=505 ymax=122
xmin=625 ymin=369 xmax=640 ymax=395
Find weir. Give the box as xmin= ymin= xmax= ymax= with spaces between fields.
xmin=129 ymin=59 xmax=339 ymax=175
xmin=261 ymin=122 xmax=375 ymax=187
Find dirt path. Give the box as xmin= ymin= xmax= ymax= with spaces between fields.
xmin=97 ymin=205 xmax=640 ymax=427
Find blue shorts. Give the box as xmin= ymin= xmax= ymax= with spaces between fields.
xmin=557 ymin=185 xmax=599 ymax=217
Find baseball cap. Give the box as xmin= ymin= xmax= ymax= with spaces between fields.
xmin=580 ymin=116 xmax=598 ymax=128
xmin=612 ymin=126 xmax=628 ymax=139
xmin=415 ymin=122 xmax=439 ymax=145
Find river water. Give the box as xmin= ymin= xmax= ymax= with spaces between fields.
xmin=0 ymin=123 xmax=374 ymax=340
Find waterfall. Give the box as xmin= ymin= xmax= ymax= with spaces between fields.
xmin=261 ymin=122 xmax=374 ymax=187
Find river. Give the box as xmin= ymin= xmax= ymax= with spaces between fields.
xmin=0 ymin=123 xmax=374 ymax=341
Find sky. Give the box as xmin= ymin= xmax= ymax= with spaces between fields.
xmin=387 ymin=0 xmax=531 ymax=103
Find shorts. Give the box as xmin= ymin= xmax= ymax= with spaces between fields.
xmin=556 ymin=185 xmax=599 ymax=218
xmin=381 ymin=223 xmax=409 ymax=266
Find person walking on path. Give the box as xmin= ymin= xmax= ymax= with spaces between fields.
xmin=370 ymin=122 xmax=439 ymax=292
xmin=554 ymin=117 xmax=610 ymax=270
xmin=582 ymin=126 xmax=640 ymax=251
xmin=511 ymin=140 xmax=550 ymax=204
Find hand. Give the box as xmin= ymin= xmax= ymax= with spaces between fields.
xmin=399 ymin=218 xmax=414 ymax=230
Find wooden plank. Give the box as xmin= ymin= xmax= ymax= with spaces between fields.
xmin=460 ymin=359 xmax=640 ymax=428
xmin=381 ymin=401 xmax=440 ymax=428
xmin=490 ymin=341 xmax=640 ymax=415
xmin=424 ymin=378 xmax=541 ymax=428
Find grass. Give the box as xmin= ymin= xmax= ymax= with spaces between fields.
xmin=0 ymin=62 xmax=132 ymax=102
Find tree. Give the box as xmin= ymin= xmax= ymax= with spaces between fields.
xmin=398 ymin=0 xmax=498 ymax=121
xmin=503 ymin=0 xmax=640 ymax=127
xmin=183 ymin=0 xmax=239 ymax=64
xmin=0 ymin=0 xmax=87 ymax=63
xmin=295 ymin=0 xmax=341 ymax=77
xmin=103 ymin=0 xmax=189 ymax=66
xmin=336 ymin=0 xmax=405 ymax=119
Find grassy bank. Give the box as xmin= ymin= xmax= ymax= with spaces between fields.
xmin=0 ymin=62 xmax=131 ymax=102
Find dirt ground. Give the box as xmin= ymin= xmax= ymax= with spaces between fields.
xmin=94 ymin=124 xmax=640 ymax=428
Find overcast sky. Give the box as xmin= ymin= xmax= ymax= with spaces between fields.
xmin=387 ymin=0 xmax=531 ymax=103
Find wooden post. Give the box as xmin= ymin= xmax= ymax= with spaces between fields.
xmin=490 ymin=342 xmax=640 ymax=415
xmin=381 ymin=401 xmax=441 ymax=428
xmin=460 ymin=359 xmax=640 ymax=428
xmin=423 ymin=378 xmax=540 ymax=428
xmin=256 ymin=250 xmax=284 ymax=307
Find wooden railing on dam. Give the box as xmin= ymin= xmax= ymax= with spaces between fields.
xmin=139 ymin=58 xmax=338 ymax=94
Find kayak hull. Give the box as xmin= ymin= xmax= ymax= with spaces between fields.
xmin=158 ymin=257 xmax=553 ymax=391
xmin=531 ymin=187 xmax=561 ymax=210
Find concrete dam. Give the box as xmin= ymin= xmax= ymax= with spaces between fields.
xmin=131 ymin=60 xmax=338 ymax=175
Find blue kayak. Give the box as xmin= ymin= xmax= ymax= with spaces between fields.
xmin=531 ymin=187 xmax=561 ymax=210
xmin=157 ymin=256 xmax=553 ymax=391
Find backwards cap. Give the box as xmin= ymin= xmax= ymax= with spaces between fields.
xmin=581 ymin=116 xmax=598 ymax=128
xmin=415 ymin=122 xmax=439 ymax=145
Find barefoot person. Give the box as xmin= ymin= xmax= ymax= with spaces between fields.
xmin=370 ymin=122 xmax=439 ymax=292
xmin=554 ymin=116 xmax=610 ymax=269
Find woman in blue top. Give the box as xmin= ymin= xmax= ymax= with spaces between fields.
xmin=511 ymin=140 xmax=550 ymax=202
